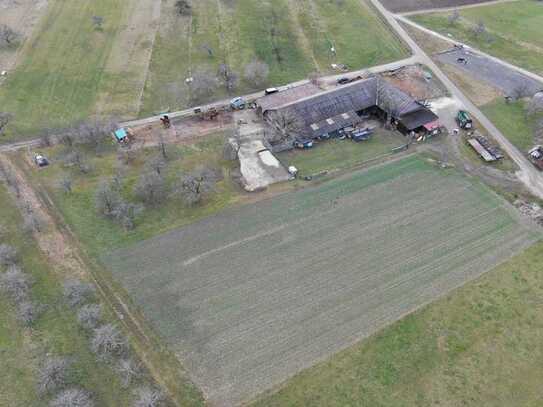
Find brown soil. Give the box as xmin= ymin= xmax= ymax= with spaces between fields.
xmin=130 ymin=113 xmax=234 ymax=149
xmin=383 ymin=64 xmax=448 ymax=100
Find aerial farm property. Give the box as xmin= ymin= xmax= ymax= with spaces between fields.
xmin=1 ymin=0 xmax=543 ymax=406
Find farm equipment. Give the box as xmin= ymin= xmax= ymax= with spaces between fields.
xmin=294 ymin=138 xmax=314 ymax=149
xmin=195 ymin=106 xmax=220 ymax=121
xmin=529 ymin=146 xmax=543 ymax=170
xmin=456 ymin=110 xmax=473 ymax=129
xmin=350 ymin=127 xmax=374 ymax=142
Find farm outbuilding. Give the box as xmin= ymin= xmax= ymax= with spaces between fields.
xmin=256 ymin=77 xmax=439 ymax=140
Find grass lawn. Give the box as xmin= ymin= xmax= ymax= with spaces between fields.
xmin=277 ymin=130 xmax=404 ymax=175
xmin=139 ymin=0 xmax=407 ymax=116
xmin=481 ymin=99 xmax=540 ymax=152
xmin=253 ymin=238 xmax=543 ymax=406
xmin=0 ymin=0 xmax=156 ymax=140
xmin=24 ymin=132 xmax=246 ymax=257
xmin=411 ymin=0 xmax=543 ymax=76
xmin=0 ymin=184 xmax=141 ymax=406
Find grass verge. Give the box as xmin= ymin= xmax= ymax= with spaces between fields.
xmin=253 ymin=239 xmax=543 ymax=406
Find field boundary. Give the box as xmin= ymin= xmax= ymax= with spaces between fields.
xmin=8 ymin=154 xmax=205 ymax=407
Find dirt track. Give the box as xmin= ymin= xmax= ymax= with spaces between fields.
xmin=0 ymin=153 xmax=201 ymax=406
xmin=380 ymin=0 xmax=504 ymax=12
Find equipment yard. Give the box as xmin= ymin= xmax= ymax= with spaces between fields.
xmin=103 ymin=155 xmax=539 ymax=406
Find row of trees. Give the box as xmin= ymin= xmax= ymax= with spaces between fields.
xmin=185 ymin=59 xmax=269 ymax=103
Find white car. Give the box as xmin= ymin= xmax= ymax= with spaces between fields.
xmin=34 ymin=154 xmax=49 ymax=167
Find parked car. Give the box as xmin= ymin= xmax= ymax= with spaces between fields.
xmin=337 ymin=77 xmax=350 ymax=85
xmin=230 ymin=97 xmax=246 ymax=110
xmin=34 ymin=153 xmax=49 ymax=167
xmin=351 ymin=128 xmax=374 ymax=142
xmin=265 ymin=87 xmax=279 ymax=95
xmin=294 ymin=138 xmax=314 ymax=149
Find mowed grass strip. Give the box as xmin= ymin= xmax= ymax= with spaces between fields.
xmin=481 ymin=98 xmax=542 ymax=152
xmin=139 ymin=0 xmax=407 ymax=116
xmin=103 ymin=156 xmax=539 ymax=406
xmin=0 ymin=0 xmax=127 ymax=138
xmin=411 ymin=0 xmax=543 ymax=75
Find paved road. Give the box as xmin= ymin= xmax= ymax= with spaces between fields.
xmin=0 ymin=56 xmax=417 ymax=153
xmin=396 ymin=14 xmax=543 ymax=85
xmin=365 ymin=0 xmax=543 ymax=199
xmin=399 ymin=0 xmax=519 ymax=16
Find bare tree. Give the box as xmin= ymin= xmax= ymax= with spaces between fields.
xmin=134 ymin=171 xmax=167 ymax=206
xmin=175 ymin=0 xmax=192 ymax=16
xmin=448 ymin=9 xmax=460 ymax=26
xmin=218 ymin=63 xmax=239 ymax=93
xmin=0 ymin=265 xmax=30 ymax=302
xmin=116 ymin=358 xmax=142 ymax=388
xmin=38 ymin=357 xmax=71 ymax=395
xmin=91 ymin=323 xmax=127 ymax=359
xmin=0 ymin=112 xmax=13 ymax=136
xmin=175 ymin=167 xmax=217 ymax=207
xmin=50 ymin=388 xmax=93 ymax=407
xmin=63 ymin=279 xmax=95 ymax=307
xmin=0 ymin=243 xmax=18 ymax=266
xmin=0 ymin=162 xmax=20 ymax=197
xmin=265 ymin=109 xmax=304 ymax=144
xmin=77 ymin=304 xmax=102 ymax=329
xmin=59 ymin=175 xmax=73 ymax=194
xmin=110 ymin=201 xmax=143 ymax=231
xmin=0 ymin=25 xmax=21 ymax=48
xmin=95 ymin=179 xmax=122 ymax=217
xmin=145 ymin=154 xmax=167 ymax=175
xmin=63 ymin=149 xmax=91 ymax=173
xmin=133 ymin=386 xmax=166 ymax=407
xmin=189 ymin=69 xmax=218 ymax=103
xmin=17 ymin=300 xmax=41 ymax=327
xmin=20 ymin=201 xmax=45 ymax=235
xmin=244 ymin=59 xmax=269 ymax=87
xmin=527 ymin=92 xmax=543 ymax=116
xmin=510 ymin=80 xmax=532 ymax=101
xmin=472 ymin=20 xmax=486 ymax=38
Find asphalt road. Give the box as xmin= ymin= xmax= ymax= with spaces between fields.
xmin=366 ymin=0 xmax=543 ymax=199
xmin=2 ymin=0 xmax=543 ymax=199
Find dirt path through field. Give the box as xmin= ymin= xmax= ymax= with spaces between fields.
xmin=0 ymin=153 xmax=200 ymax=406
xmin=0 ymin=0 xmax=49 ymax=79
xmin=286 ymin=0 xmax=323 ymax=71
xmin=94 ymin=0 xmax=162 ymax=120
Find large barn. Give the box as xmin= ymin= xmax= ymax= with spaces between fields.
xmin=256 ymin=77 xmax=439 ymax=139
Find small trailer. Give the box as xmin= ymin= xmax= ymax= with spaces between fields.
xmin=529 ymin=146 xmax=543 ymax=170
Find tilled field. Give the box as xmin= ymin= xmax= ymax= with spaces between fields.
xmin=103 ymin=156 xmax=539 ymax=406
